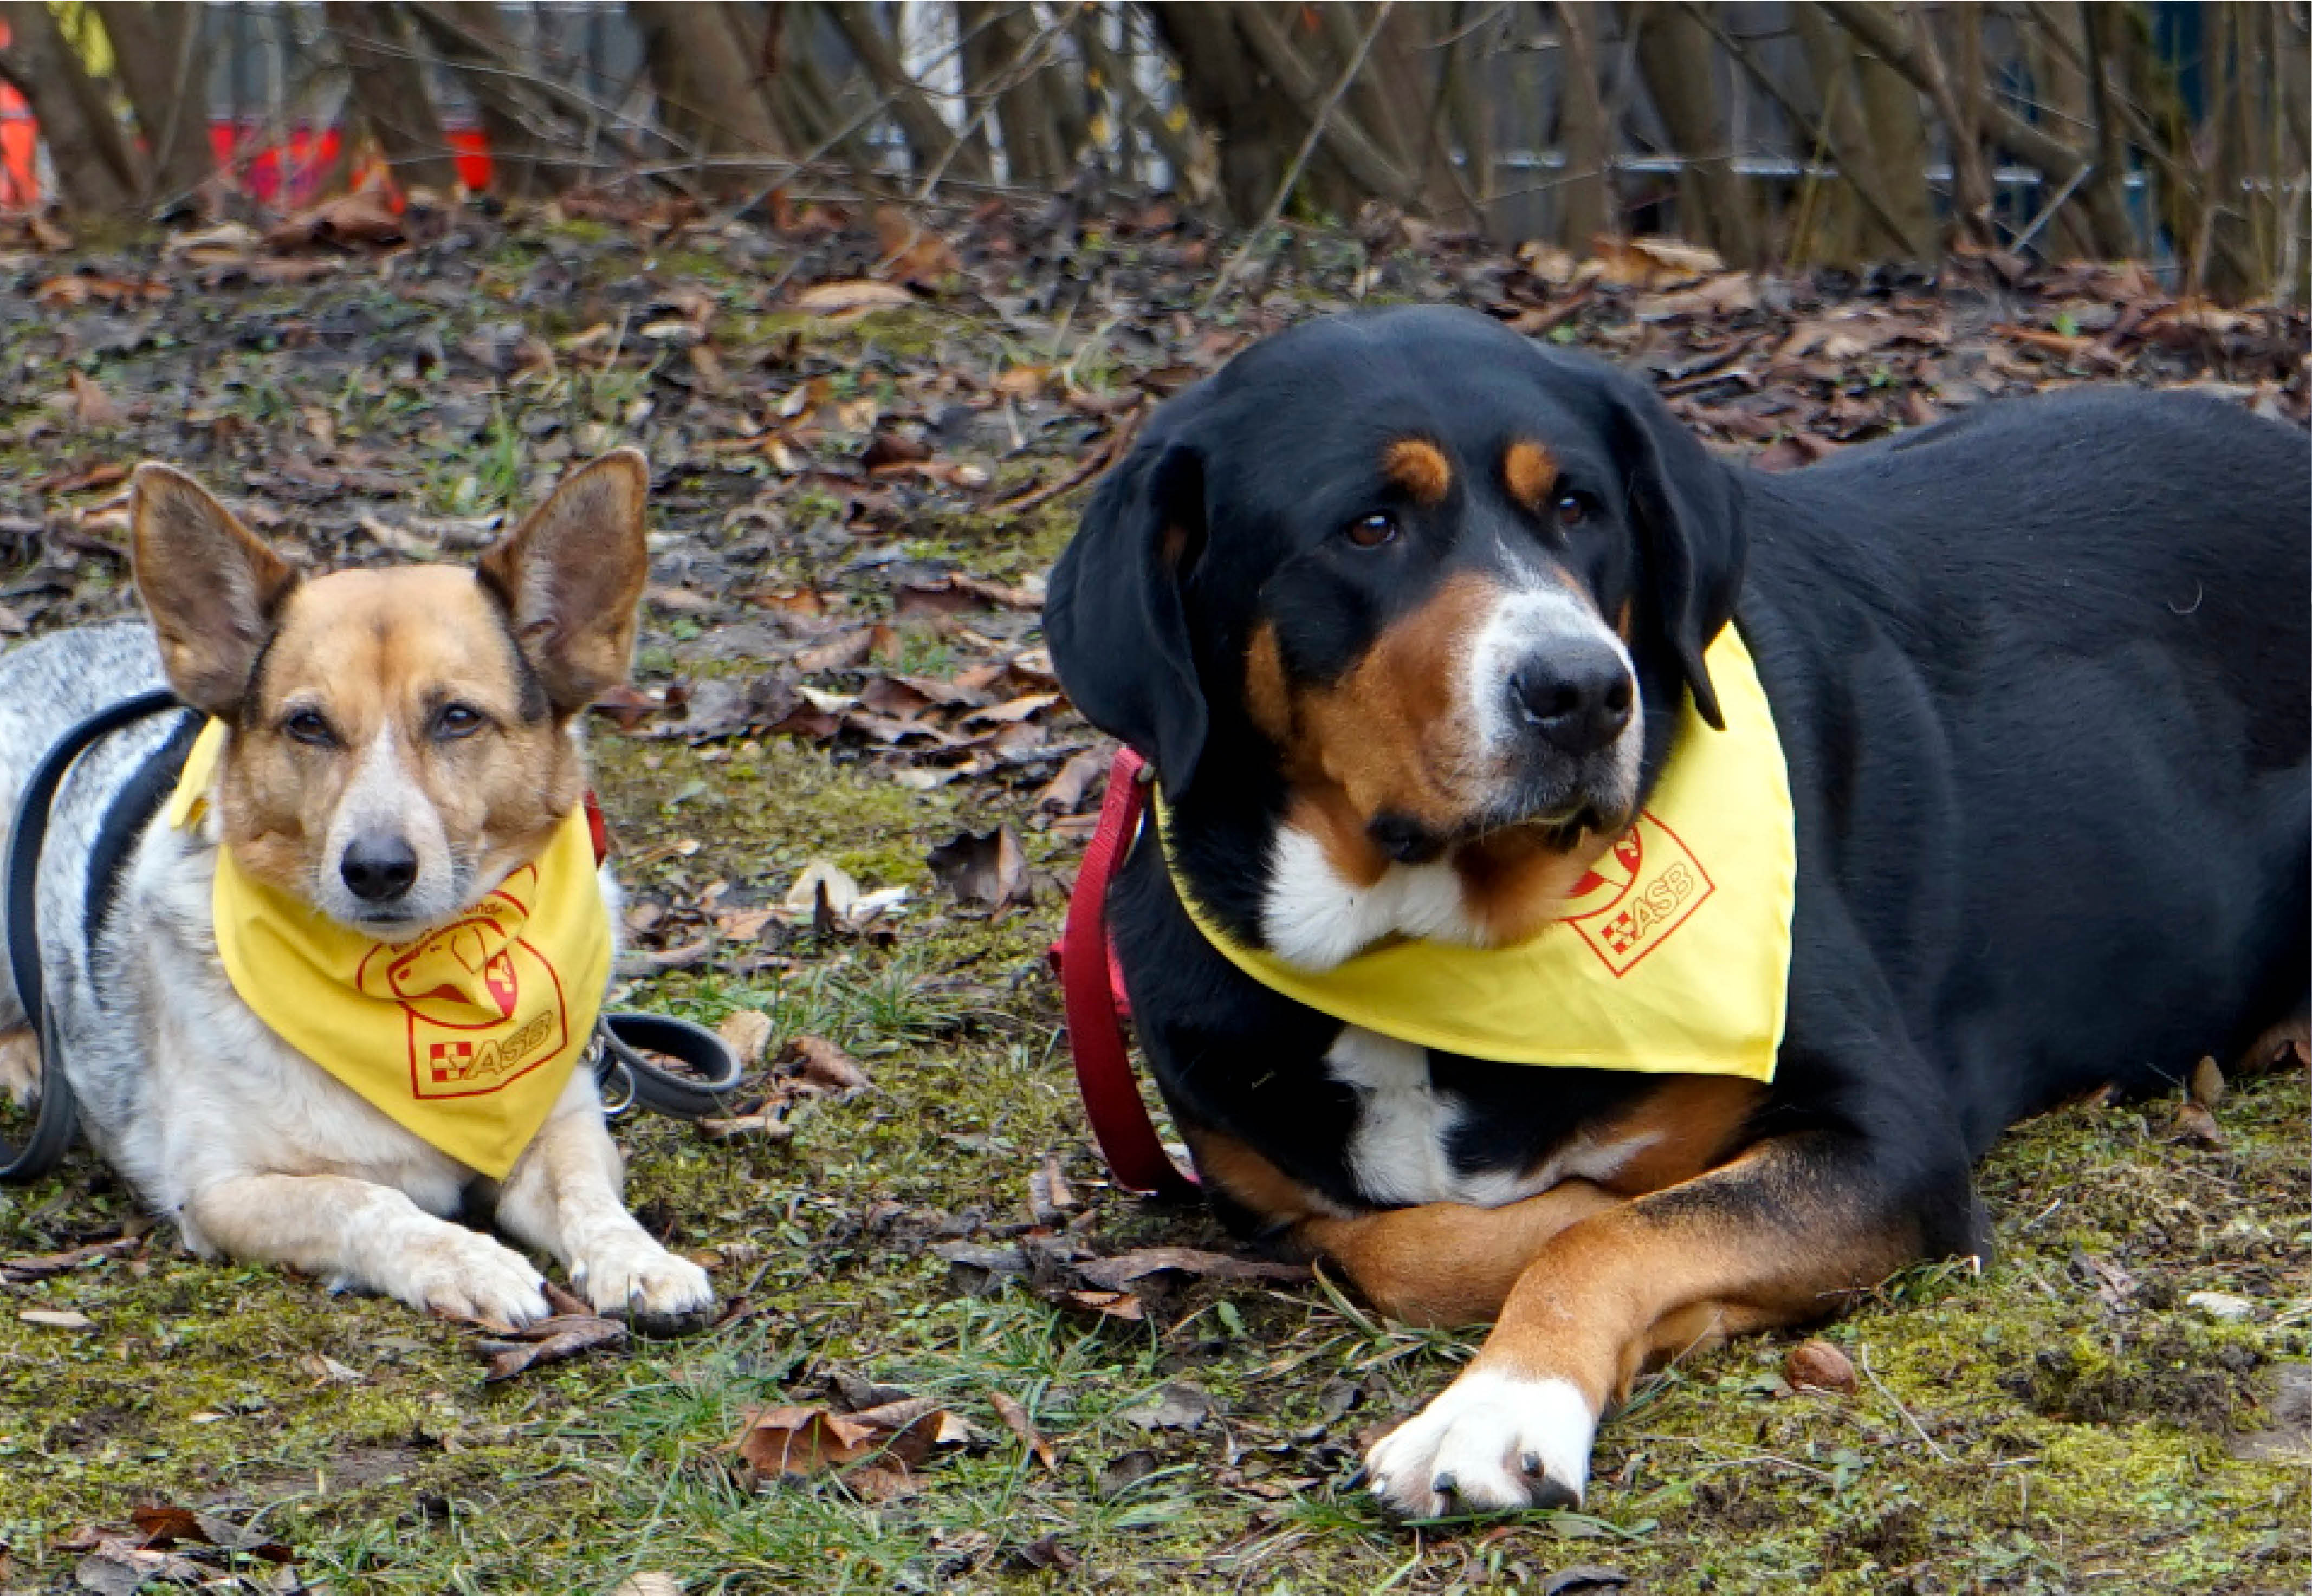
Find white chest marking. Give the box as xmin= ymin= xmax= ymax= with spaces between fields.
xmin=1261 ymin=826 xmax=1483 ymax=971
xmin=1324 ymin=1025 xmax=1663 ymax=1210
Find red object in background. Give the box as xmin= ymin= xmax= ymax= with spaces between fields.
xmin=0 ymin=20 xmax=37 ymax=210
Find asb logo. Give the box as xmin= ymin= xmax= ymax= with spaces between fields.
xmin=352 ymin=865 xmax=571 ymax=1100
xmin=1555 ymin=812 xmax=1714 ymax=976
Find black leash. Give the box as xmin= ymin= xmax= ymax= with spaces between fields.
xmin=0 ymin=693 xmax=741 ymax=1185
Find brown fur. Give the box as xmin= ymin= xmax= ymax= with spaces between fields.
xmin=1384 ymin=438 xmax=1453 ymax=505
xmin=1274 ymin=573 xmax=1499 ymax=833
xmin=133 ymin=450 xmax=650 ymax=915
xmin=1452 ymin=826 xmax=1617 ymax=945
xmin=217 ymin=567 xmax=584 ymax=904
xmin=1501 ymin=440 xmax=1557 ymax=512
xmin=1199 ymin=1075 xmax=1766 ymax=1331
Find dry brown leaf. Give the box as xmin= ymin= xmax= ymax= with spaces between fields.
xmin=475 ymin=1313 xmax=628 ymax=1382
xmin=67 ymin=371 xmax=122 ymax=428
xmin=779 ymin=1035 xmax=871 ymax=1094
xmin=2187 ymin=1055 xmax=2225 ymax=1111
xmin=990 ymin=1390 xmax=1059 ymax=1471
xmin=1065 ymin=1289 xmax=1145 ymax=1321
xmin=795 ymin=279 xmax=916 ymax=316
xmin=1074 ymin=1247 xmax=1312 ymax=1292
xmin=1035 ymin=749 xmax=1107 ymax=814
xmin=926 ymin=826 xmax=1031 ymax=910
xmin=2169 ymin=1099 xmax=2226 ymax=1150
xmin=18 ymin=1308 xmax=96 ymax=1331
xmin=1784 ymin=1339 xmax=1858 ymax=1394
xmin=1028 ymin=1154 xmax=1077 ymax=1225
xmin=717 ymin=1009 xmax=775 ymax=1069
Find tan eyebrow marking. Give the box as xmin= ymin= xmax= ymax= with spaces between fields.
xmin=1503 ymin=439 xmax=1558 ymax=510
xmin=1384 ymin=438 xmax=1453 ymax=506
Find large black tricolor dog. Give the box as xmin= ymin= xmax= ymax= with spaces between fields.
xmin=1043 ymin=305 xmax=2309 ymax=1517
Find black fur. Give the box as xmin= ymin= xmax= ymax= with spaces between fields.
xmin=1045 ymin=304 xmax=2310 ymax=1259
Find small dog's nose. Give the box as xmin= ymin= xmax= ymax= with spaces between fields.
xmin=1511 ymin=646 xmax=1635 ymax=755
xmin=341 ymin=836 xmax=419 ymax=903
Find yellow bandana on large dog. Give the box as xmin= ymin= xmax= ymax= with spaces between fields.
xmin=165 ymin=721 xmax=610 ymax=1177
xmin=1163 ymin=625 xmax=1795 ymax=1080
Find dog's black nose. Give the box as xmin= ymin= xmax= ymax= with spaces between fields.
xmin=341 ymin=836 xmax=419 ymax=903
xmin=1511 ymin=647 xmax=1635 ymax=755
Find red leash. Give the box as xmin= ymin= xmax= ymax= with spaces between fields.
xmin=1052 ymin=747 xmax=1200 ymax=1199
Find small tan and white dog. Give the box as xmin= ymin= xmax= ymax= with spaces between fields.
xmin=0 ymin=452 xmax=715 ymax=1331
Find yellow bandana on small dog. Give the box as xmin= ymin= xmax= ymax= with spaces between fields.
xmin=166 ymin=721 xmax=610 ymax=1177
xmin=1162 ymin=625 xmax=1795 ymax=1080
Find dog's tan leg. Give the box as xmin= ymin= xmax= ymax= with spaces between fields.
xmin=0 ymin=1025 xmax=39 ymax=1106
xmin=1300 ymin=1182 xmax=1627 ymax=1326
xmin=490 ymin=1100 xmax=715 ymax=1333
xmin=1364 ymin=1134 xmax=1928 ymax=1516
xmin=182 ymin=1173 xmax=551 ymax=1325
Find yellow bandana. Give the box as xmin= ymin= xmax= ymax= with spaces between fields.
xmin=165 ymin=721 xmax=611 ymax=1177
xmin=1163 ymin=625 xmax=1794 ymax=1080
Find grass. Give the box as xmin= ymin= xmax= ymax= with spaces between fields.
xmin=2 ymin=215 xmax=2307 ymax=1595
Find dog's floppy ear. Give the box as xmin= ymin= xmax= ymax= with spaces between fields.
xmin=1607 ymin=377 xmax=1746 ymax=730
xmin=131 ymin=464 xmax=301 ymax=717
xmin=1045 ymin=434 xmax=1212 ymax=796
xmin=477 ymin=449 xmax=651 ymax=717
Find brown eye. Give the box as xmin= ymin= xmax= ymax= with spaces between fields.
xmin=1346 ymin=511 xmax=1400 ymax=548
xmin=431 ymin=703 xmax=485 ymax=741
xmin=1556 ymin=494 xmax=1586 ymax=527
xmin=283 ymin=709 xmax=336 ymax=747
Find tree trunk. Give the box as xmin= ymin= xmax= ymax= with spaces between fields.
xmin=91 ymin=0 xmax=214 ymax=212
xmin=1816 ymin=1 xmax=1938 ymax=258
xmin=325 ymin=0 xmax=461 ymax=194
xmin=1554 ymin=0 xmax=1614 ymax=246
xmin=959 ymin=1 xmax=1068 ymax=189
xmin=830 ymin=2 xmax=979 ymax=181
xmin=1147 ymin=1 xmax=1296 ymax=223
xmin=0 ymin=0 xmax=141 ymax=217
xmin=406 ymin=0 xmax=586 ymax=197
xmin=1629 ymin=1 xmax=1759 ymax=263
xmin=2073 ymin=2 xmax=2140 ymax=259
xmin=630 ymin=0 xmax=785 ymax=197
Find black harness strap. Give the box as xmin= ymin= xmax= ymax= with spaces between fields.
xmin=2 ymin=687 xmax=183 ymax=1184
xmin=0 ymin=692 xmax=740 ymax=1186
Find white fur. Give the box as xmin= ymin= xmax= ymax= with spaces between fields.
xmin=1367 ymin=1368 xmax=1596 ymax=1516
xmin=1258 ymin=578 xmax=1646 ymax=972
xmin=0 ymin=621 xmax=713 ymax=1331
xmin=1261 ymin=826 xmax=1482 ymax=970
xmin=314 ymin=722 xmax=459 ymax=926
xmin=1326 ymin=1026 xmax=1661 ymax=1209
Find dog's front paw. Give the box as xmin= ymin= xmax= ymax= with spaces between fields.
xmin=396 ymin=1229 xmax=552 ymax=1328
xmin=1366 ymin=1368 xmax=1595 ymax=1519
xmin=571 ymin=1232 xmax=716 ymax=1335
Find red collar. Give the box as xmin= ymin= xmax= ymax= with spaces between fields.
xmin=583 ymin=790 xmax=610 ymax=867
xmin=1050 ymin=747 xmax=1199 ymax=1199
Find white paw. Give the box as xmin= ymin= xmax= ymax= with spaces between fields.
xmin=394 ymin=1228 xmax=551 ymax=1328
xmin=572 ymin=1231 xmax=716 ymax=1334
xmin=1366 ymin=1369 xmax=1595 ymax=1518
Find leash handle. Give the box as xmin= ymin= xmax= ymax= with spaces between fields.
xmin=1059 ymin=747 xmax=1199 ymax=1199
xmin=2 ymin=687 xmax=185 ymax=1185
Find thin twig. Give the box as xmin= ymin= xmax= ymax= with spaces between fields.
xmin=1857 ymin=1342 xmax=1952 ymax=1464
xmin=1202 ymin=0 xmax=1398 ymax=314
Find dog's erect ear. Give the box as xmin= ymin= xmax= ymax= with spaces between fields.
xmin=1045 ymin=436 xmax=1211 ymax=796
xmin=132 ymin=464 xmax=301 ymax=717
xmin=477 ymin=449 xmax=651 ymax=717
xmin=1607 ymin=376 xmax=1745 ymax=730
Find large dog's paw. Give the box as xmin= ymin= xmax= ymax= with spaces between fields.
xmin=571 ymin=1232 xmax=716 ymax=1335
xmin=393 ymin=1228 xmax=552 ymax=1328
xmin=1366 ymin=1368 xmax=1596 ymax=1519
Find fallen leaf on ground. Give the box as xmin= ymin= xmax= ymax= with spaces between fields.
xmin=610 ymin=1576 xmax=685 ymax=1596
xmin=728 ymin=1396 xmax=965 ymax=1501
xmin=926 ymin=826 xmax=1031 ymax=910
xmin=19 ymin=1308 xmax=95 ymax=1331
xmin=990 ymin=1390 xmax=1058 ymax=1471
xmin=1784 ymin=1339 xmax=1858 ymax=1394
xmin=473 ymin=1313 xmax=629 ymax=1382
xmin=1118 ymin=1383 xmax=1215 ymax=1430
xmin=717 ymin=1009 xmax=776 ymax=1069
xmin=795 ymin=279 xmax=915 ymax=316
xmin=777 ymin=1035 xmax=872 ymax=1094
xmin=1073 ymin=1247 xmax=1312 ymax=1292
